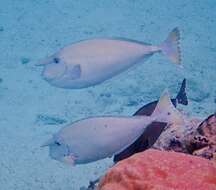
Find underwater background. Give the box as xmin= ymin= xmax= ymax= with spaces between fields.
xmin=0 ymin=0 xmax=215 ymax=189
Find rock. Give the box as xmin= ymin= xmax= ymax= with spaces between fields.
xmin=21 ymin=57 xmax=30 ymax=64
xmin=152 ymin=113 xmax=216 ymax=162
xmin=98 ymin=149 xmax=216 ymax=190
xmin=100 ymin=93 xmax=111 ymax=98
xmin=152 ymin=115 xmax=202 ymax=153
xmin=35 ymin=114 xmax=67 ymax=125
xmin=188 ymin=114 xmax=216 ymax=160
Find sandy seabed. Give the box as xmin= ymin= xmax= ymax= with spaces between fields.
xmin=0 ymin=0 xmax=215 ymax=189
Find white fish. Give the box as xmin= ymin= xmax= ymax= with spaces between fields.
xmin=42 ymin=90 xmax=184 ymax=165
xmin=37 ymin=28 xmax=181 ymax=89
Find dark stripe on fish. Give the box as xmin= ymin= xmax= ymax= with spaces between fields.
xmin=113 ymin=122 xmax=167 ymax=163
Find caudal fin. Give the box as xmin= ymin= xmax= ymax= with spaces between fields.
xmin=160 ymin=27 xmax=181 ymax=65
xmin=176 ymin=78 xmax=188 ymax=105
xmin=152 ymin=89 xmax=184 ymax=125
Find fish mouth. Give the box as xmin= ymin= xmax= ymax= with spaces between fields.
xmin=41 ymin=68 xmax=56 ymax=82
xmin=61 ymin=155 xmax=76 ymax=166
xmin=42 ymin=63 xmax=67 ymax=82
xmin=36 ymin=55 xmax=66 ymax=82
xmin=60 ymin=145 xmax=76 ymax=165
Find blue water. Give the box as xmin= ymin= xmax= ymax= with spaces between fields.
xmin=0 ymin=1 xmax=215 ymax=189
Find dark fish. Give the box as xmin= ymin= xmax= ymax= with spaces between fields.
xmin=113 ymin=79 xmax=188 ymax=163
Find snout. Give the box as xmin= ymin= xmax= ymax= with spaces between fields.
xmin=60 ymin=155 xmax=76 ymax=166
xmin=41 ymin=62 xmax=67 ymax=82
xmin=42 ymin=67 xmax=56 ymax=81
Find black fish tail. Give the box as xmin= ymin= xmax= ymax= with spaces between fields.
xmin=176 ymin=78 xmax=188 ymax=105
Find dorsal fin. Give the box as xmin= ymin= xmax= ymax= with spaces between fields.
xmin=152 ymin=89 xmax=184 ymax=125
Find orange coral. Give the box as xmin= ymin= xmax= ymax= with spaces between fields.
xmin=98 ymin=149 xmax=216 ymax=190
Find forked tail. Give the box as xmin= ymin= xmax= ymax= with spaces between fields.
xmin=160 ymin=27 xmax=181 ymax=65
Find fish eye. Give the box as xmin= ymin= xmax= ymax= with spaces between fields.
xmin=55 ymin=141 xmax=61 ymax=146
xmin=53 ymin=58 xmax=60 ymax=64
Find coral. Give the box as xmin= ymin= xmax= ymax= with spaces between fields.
xmin=98 ymin=149 xmax=216 ymax=190
xmin=152 ymin=113 xmax=216 ymax=162
xmin=86 ymin=113 xmax=216 ymax=189
xmin=151 ymin=115 xmax=202 ymax=153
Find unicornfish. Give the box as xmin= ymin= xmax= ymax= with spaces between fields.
xmin=42 ymin=90 xmax=184 ymax=165
xmin=37 ymin=28 xmax=181 ymax=89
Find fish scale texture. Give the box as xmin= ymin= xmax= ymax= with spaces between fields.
xmin=98 ymin=149 xmax=216 ymax=190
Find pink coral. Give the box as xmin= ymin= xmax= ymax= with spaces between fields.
xmin=98 ymin=149 xmax=216 ymax=190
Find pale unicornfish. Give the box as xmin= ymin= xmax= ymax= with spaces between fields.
xmin=42 ymin=90 xmax=184 ymax=165
xmin=37 ymin=28 xmax=181 ymax=89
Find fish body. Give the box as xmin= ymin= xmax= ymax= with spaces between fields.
xmin=51 ymin=116 xmax=154 ymax=165
xmin=42 ymin=90 xmax=184 ymax=165
xmin=38 ymin=28 xmax=181 ymax=89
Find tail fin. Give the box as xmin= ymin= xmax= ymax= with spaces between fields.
xmin=160 ymin=27 xmax=181 ymax=65
xmin=152 ymin=89 xmax=184 ymax=125
xmin=176 ymin=78 xmax=188 ymax=105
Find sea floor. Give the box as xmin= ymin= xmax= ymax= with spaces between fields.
xmin=0 ymin=0 xmax=216 ymax=190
